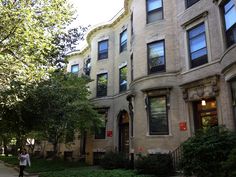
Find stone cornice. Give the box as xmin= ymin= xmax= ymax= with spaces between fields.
xmin=68 ymin=0 xmax=131 ymax=58
xmin=181 ymin=11 xmax=208 ymax=29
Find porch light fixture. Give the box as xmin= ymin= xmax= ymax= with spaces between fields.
xmin=201 ymin=99 xmax=206 ymax=106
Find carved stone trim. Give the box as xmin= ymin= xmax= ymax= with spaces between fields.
xmin=181 ymin=75 xmax=220 ymax=101
xmin=126 ymin=93 xmax=135 ymax=137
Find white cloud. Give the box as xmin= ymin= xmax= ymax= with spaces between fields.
xmin=69 ymin=0 xmax=124 ymax=27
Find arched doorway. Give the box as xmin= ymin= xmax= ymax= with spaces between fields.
xmin=118 ymin=110 xmax=129 ymax=154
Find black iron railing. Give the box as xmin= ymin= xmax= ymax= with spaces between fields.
xmin=171 ymin=145 xmax=183 ymax=171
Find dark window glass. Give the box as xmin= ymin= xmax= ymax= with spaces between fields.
xmin=146 ymin=0 xmax=163 ymax=23
xmin=147 ymin=40 xmax=165 ymax=74
xmin=119 ymin=66 xmax=127 ymax=92
xmin=230 ymin=80 xmax=236 ymax=128
xmin=83 ymin=58 xmax=91 ymax=76
xmin=120 ymin=30 xmax=127 ymax=53
xmin=95 ymin=127 xmax=105 ymax=139
xmin=97 ymin=73 xmax=108 ymax=97
xmin=188 ymin=23 xmax=208 ymax=68
xmin=98 ymin=40 xmax=108 ymax=60
xmin=65 ymin=130 xmax=74 ymax=143
xmin=131 ymin=13 xmax=134 ymax=35
xmin=93 ymin=152 xmax=105 ymax=165
xmin=95 ymin=111 xmax=107 ymax=139
xmin=186 ymin=0 xmax=200 ymax=8
xmin=148 ymin=96 xmax=168 ymax=135
xmin=71 ymin=64 xmax=79 ymax=74
xmin=223 ymin=0 xmax=236 ymax=47
xmin=131 ymin=54 xmax=134 ymax=81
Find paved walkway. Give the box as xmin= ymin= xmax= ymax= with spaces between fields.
xmin=0 ymin=162 xmax=19 ymax=177
xmin=0 ymin=162 xmax=38 ymax=177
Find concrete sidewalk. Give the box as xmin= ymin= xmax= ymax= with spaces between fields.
xmin=0 ymin=162 xmax=38 ymax=177
xmin=0 ymin=161 xmax=19 ymax=177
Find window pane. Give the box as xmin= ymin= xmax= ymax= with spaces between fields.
xmin=148 ymin=10 xmax=163 ymax=23
xmin=190 ymin=34 xmax=206 ymax=53
xmin=97 ymin=73 xmax=108 ymax=97
xmin=226 ymin=25 xmax=236 ymax=46
xmin=95 ymin=112 xmax=106 ymax=139
xmin=224 ymin=0 xmax=235 ymax=12
xmin=120 ymin=30 xmax=127 ymax=52
xmin=98 ymin=40 xmax=108 ymax=59
xmin=149 ymin=96 xmax=168 ymax=134
xmin=119 ymin=66 xmax=127 ymax=92
xmin=86 ymin=58 xmax=91 ymax=68
xmin=148 ymin=41 xmax=165 ymax=73
xmin=189 ymin=24 xmax=205 ymax=38
xmin=150 ymin=56 xmax=165 ymax=68
xmin=230 ymin=80 xmax=236 ymax=99
xmin=84 ymin=59 xmax=91 ymax=76
xmin=149 ymin=42 xmax=164 ymax=58
xmin=120 ymin=43 xmax=127 ymax=52
xmin=191 ymin=48 xmax=207 ymax=60
xmin=99 ymin=41 xmax=108 ymax=51
xmin=71 ymin=64 xmax=79 ymax=73
xmin=225 ymin=5 xmax=236 ymax=30
xmin=131 ymin=54 xmax=134 ymax=81
xmin=188 ymin=23 xmax=208 ymax=67
xmin=230 ymin=80 xmax=236 ymax=125
xmin=121 ymin=30 xmax=127 ymax=43
xmin=186 ymin=0 xmax=200 ymax=8
xmin=147 ymin=0 xmax=162 ymax=12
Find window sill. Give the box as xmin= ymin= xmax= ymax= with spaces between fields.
xmin=181 ymin=59 xmax=220 ymax=75
xmin=94 ymin=138 xmax=107 ymax=141
xmin=146 ymin=19 xmax=165 ymax=27
xmin=119 ymin=50 xmax=128 ymax=54
xmin=146 ymin=133 xmax=173 ymax=138
xmin=97 ymin=58 xmax=109 ymax=61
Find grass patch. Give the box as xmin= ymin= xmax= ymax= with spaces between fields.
xmin=0 ymin=155 xmax=18 ymax=165
xmin=27 ymin=158 xmax=85 ymax=173
xmin=39 ymin=168 xmax=154 ymax=177
xmin=0 ymin=156 xmax=153 ymax=177
xmin=0 ymin=155 xmax=85 ymax=173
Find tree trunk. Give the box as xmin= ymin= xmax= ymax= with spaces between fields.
xmin=3 ymin=144 xmax=8 ymax=156
xmin=52 ymin=140 xmax=58 ymax=158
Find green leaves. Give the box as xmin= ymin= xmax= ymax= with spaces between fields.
xmin=0 ymin=0 xmax=74 ymax=106
xmin=0 ymin=0 xmax=90 ymax=156
xmin=20 ymin=71 xmax=101 ymax=154
xmin=180 ymin=126 xmax=236 ymax=177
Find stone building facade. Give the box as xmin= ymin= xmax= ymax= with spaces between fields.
xmin=65 ymin=0 xmax=236 ymax=164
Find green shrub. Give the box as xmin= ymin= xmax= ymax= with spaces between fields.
xmin=135 ymin=153 xmax=174 ymax=177
xmin=180 ymin=126 xmax=236 ymax=177
xmin=100 ymin=151 xmax=130 ymax=169
xmin=222 ymin=147 xmax=236 ymax=177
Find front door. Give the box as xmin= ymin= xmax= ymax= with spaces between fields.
xmin=119 ymin=111 xmax=129 ymax=154
xmin=193 ymin=99 xmax=218 ymax=130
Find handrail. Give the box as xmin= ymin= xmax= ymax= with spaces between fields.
xmin=171 ymin=145 xmax=183 ymax=171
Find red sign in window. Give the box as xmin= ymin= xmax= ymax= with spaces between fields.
xmin=179 ymin=122 xmax=187 ymax=131
xmin=107 ymin=130 xmax=113 ymax=137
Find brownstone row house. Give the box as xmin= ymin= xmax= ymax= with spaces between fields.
xmin=36 ymin=0 xmax=236 ymax=164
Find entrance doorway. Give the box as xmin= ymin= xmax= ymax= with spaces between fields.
xmin=193 ymin=99 xmax=218 ymax=130
xmin=118 ymin=110 xmax=129 ymax=154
